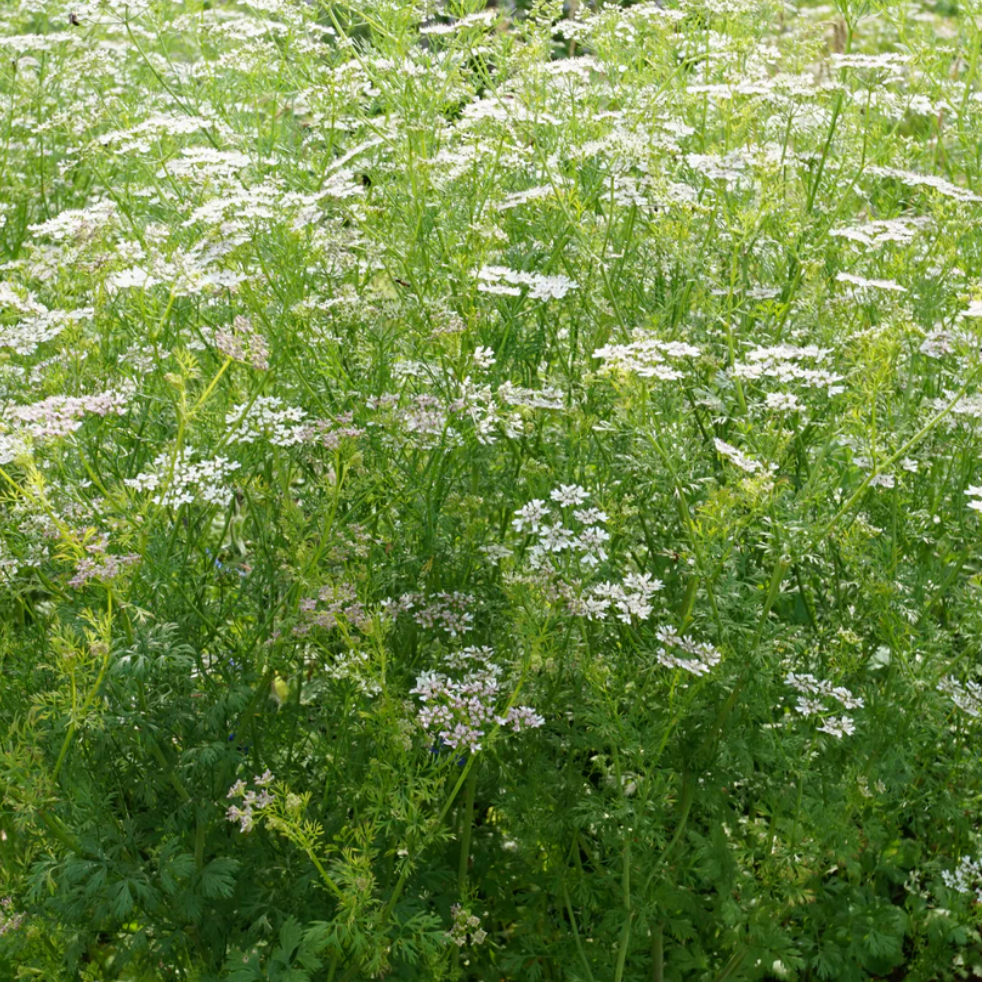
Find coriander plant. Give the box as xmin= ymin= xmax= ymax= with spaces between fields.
xmin=3 ymin=0 xmax=982 ymax=979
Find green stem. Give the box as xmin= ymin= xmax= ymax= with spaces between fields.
xmin=456 ymin=766 xmax=477 ymax=892
xmin=451 ymin=766 xmax=478 ymax=974
xmin=194 ymin=811 xmax=206 ymax=873
xmin=652 ymin=922 xmax=664 ymax=982
xmin=305 ymin=848 xmax=345 ymax=901
xmin=52 ymin=595 xmax=114 ymax=784
xmin=819 ymin=366 xmax=982 ymax=544
xmin=189 ymin=356 xmax=233 ymax=418
xmin=613 ymin=830 xmax=632 ymax=982
xmin=563 ymin=881 xmax=595 ymax=982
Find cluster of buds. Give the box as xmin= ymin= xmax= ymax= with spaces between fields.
xmin=225 ymin=770 xmax=275 ymax=833
xmin=447 ymin=904 xmax=487 ymax=947
xmin=0 ymin=897 xmax=24 ymax=937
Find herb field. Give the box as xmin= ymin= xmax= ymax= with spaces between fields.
xmin=4 ymin=0 xmax=982 ymax=978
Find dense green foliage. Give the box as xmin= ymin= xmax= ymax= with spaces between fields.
xmin=4 ymin=0 xmax=982 ymax=978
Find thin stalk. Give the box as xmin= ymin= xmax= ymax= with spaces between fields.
xmin=52 ymin=593 xmax=114 ymax=783
xmin=563 ymin=881 xmax=595 ymax=982
xmin=819 ymin=365 xmax=982 ymax=544
xmin=456 ymin=766 xmax=477 ymax=891
xmin=612 ymin=834 xmax=632 ymax=982
xmin=451 ymin=766 xmax=478 ymax=975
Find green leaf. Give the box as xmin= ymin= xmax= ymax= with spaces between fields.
xmin=109 ymin=880 xmax=134 ymax=920
xmin=199 ymin=857 xmax=239 ymax=899
xmin=277 ymin=916 xmax=304 ymax=962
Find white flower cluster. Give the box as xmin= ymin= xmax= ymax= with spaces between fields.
xmin=100 ymin=234 xmax=255 ymax=299
xmin=830 ymin=216 xmax=927 ymax=251
xmin=786 ymin=672 xmax=864 ymax=709
xmin=0 ymin=288 xmax=93 ymax=355
xmin=512 ymin=486 xmax=611 ymax=569
xmin=367 ymin=392 xmax=461 ymax=450
xmin=472 ymin=345 xmax=496 ymax=370
xmin=835 ymin=271 xmax=907 ymax=294
xmin=421 ymin=9 xmax=497 ymax=35
xmin=919 ymin=326 xmax=972 ymax=359
xmin=225 ymin=770 xmax=275 ymax=834
xmin=476 ymin=265 xmax=578 ymax=300
xmin=830 ymin=53 xmax=908 ymax=72
xmin=938 ymin=675 xmax=982 ymax=717
xmin=28 ymin=199 xmax=118 ymax=242
xmin=764 ymin=392 xmax=801 ymax=412
xmin=942 ymin=855 xmax=982 ymax=901
xmin=68 ymin=533 xmax=140 ymax=589
xmin=571 ymin=573 xmax=664 ymax=623
xmin=714 ymin=438 xmax=763 ymax=474
xmin=215 ymin=315 xmax=270 ymax=371
xmin=125 ymin=450 xmax=241 ymax=508
xmin=593 ymin=333 xmax=701 ymax=380
xmin=732 ymin=344 xmax=843 ymax=396
xmin=0 ymin=428 xmax=30 ymax=464
xmin=653 ymin=627 xmax=722 ymax=676
xmin=383 ymin=591 xmax=476 ymax=637
xmin=856 ymin=774 xmax=887 ymax=799
xmin=226 ymin=396 xmax=309 ymax=447
xmin=576 ymin=123 xmax=687 ymax=169
xmin=98 ymin=113 xmax=224 ymax=154
xmin=0 ymin=506 xmax=49 ymax=579
xmin=816 ymin=717 xmax=856 ymax=738
xmin=930 ymin=391 xmax=982 ymax=428
xmin=370 ymin=374 xmax=553 ymax=448
xmin=321 ymin=647 xmax=381 ymax=697
xmin=869 ymin=165 xmax=982 ymax=204
xmin=8 ymin=383 xmax=134 ymax=440
xmin=785 ymin=672 xmax=863 ymax=738
xmin=0 ymin=897 xmax=24 ymax=938
xmin=411 ymin=648 xmax=543 ymax=753
xmin=457 ymin=377 xmax=524 ymax=445
xmin=496 ymin=185 xmax=555 ymax=211
xmin=496 ymin=381 xmax=567 ymax=410
xmin=686 ymin=150 xmax=751 ymax=187
xmin=296 ymin=582 xmax=370 ymax=636
xmin=510 ymin=488 xmax=666 ymax=621
xmin=447 ymin=903 xmax=488 ymax=947
xmin=0 ymin=283 xmax=42 ymax=316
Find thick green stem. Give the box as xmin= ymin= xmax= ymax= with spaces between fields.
xmin=652 ymin=922 xmax=664 ymax=982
